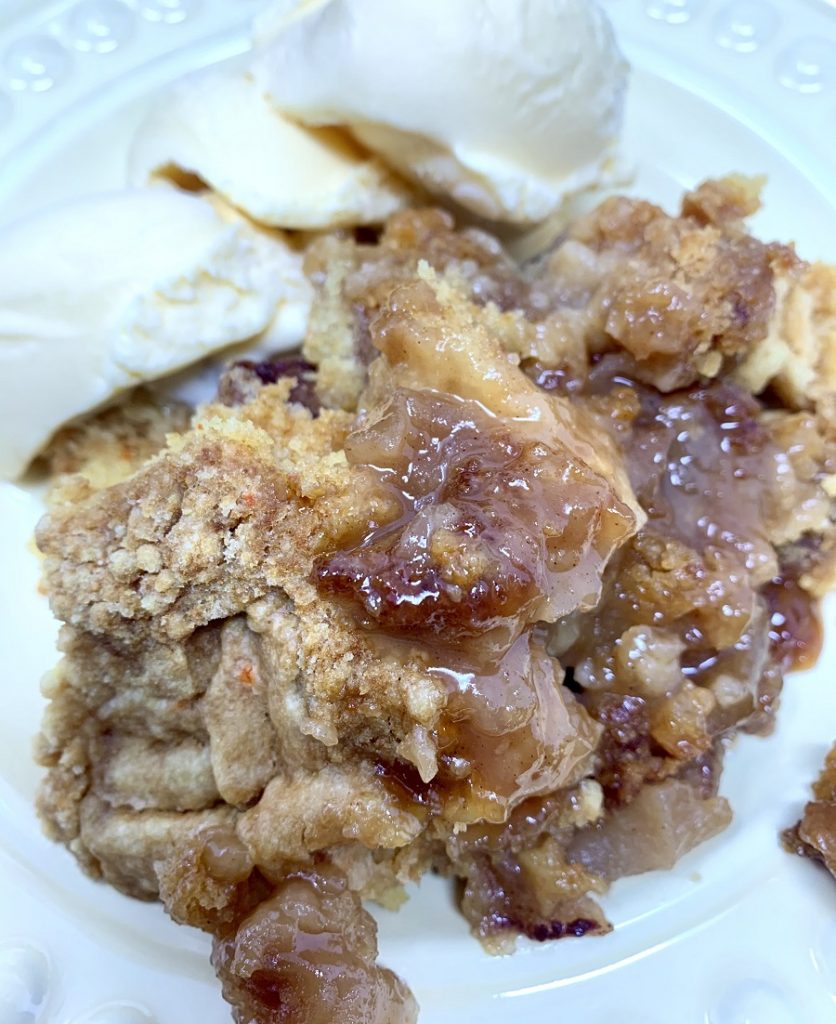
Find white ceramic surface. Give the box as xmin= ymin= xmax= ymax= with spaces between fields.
xmin=1 ymin=1 xmax=835 ymax=1022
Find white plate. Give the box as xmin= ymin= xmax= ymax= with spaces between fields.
xmin=1 ymin=2 xmax=836 ymax=1022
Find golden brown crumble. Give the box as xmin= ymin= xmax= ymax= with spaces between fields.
xmin=782 ymin=744 xmax=836 ymax=879
xmin=35 ymin=178 xmax=836 ymax=1024
xmin=39 ymin=389 xmax=192 ymax=500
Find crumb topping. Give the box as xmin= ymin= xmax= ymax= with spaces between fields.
xmin=34 ymin=178 xmax=836 ymax=1024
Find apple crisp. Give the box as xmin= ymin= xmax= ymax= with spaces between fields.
xmin=36 ymin=179 xmax=836 ymax=1023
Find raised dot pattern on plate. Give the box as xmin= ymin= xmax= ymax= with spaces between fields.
xmin=713 ymin=0 xmax=780 ymax=52
xmin=0 ymin=0 xmax=831 ymax=127
xmin=2 ymin=36 xmax=72 ymax=92
xmin=0 ymin=0 xmax=207 ymax=126
xmin=67 ymin=0 xmax=136 ymax=54
xmin=645 ymin=0 xmax=701 ymax=24
xmin=776 ymin=36 xmax=836 ymax=92
xmin=0 ymin=942 xmax=49 ymax=1024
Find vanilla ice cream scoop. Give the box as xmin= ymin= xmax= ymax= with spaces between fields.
xmin=253 ymin=0 xmax=628 ymax=225
xmin=129 ymin=66 xmax=411 ymax=229
xmin=0 ymin=189 xmax=311 ymax=479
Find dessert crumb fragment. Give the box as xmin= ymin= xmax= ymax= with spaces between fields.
xmin=782 ymin=745 xmax=836 ymax=880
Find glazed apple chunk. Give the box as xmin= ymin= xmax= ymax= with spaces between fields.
xmin=212 ymin=865 xmax=417 ymax=1024
xmin=317 ymin=278 xmax=640 ymax=639
xmin=316 ymin=275 xmax=641 ymax=818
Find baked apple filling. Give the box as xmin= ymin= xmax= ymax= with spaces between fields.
xmin=35 ymin=180 xmax=836 ymax=1023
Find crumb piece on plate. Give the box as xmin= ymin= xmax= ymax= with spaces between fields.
xmin=783 ymin=744 xmax=836 ymax=879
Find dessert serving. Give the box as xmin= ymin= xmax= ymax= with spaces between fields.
xmin=2 ymin=1 xmax=835 ymax=1022
xmin=35 ymin=180 xmax=836 ymax=1023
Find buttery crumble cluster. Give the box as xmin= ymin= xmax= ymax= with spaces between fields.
xmin=36 ymin=179 xmax=836 ymax=1024
xmin=783 ymin=745 xmax=836 ymax=880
